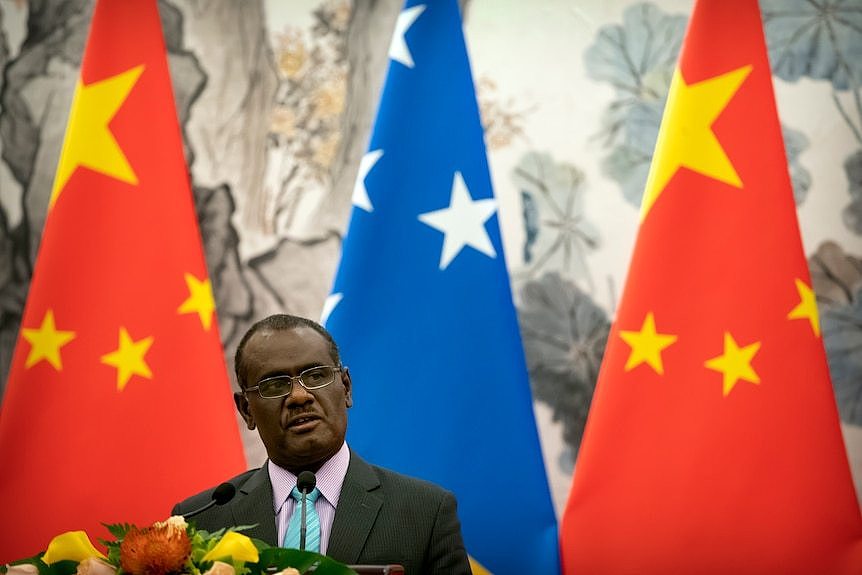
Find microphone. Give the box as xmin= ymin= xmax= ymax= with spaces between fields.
xmin=296 ymin=471 xmax=316 ymax=551
xmin=182 ymin=482 xmax=236 ymax=519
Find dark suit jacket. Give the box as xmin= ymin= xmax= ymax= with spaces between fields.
xmin=172 ymin=452 xmax=472 ymax=575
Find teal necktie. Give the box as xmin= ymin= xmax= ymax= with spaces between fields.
xmin=283 ymin=486 xmax=320 ymax=552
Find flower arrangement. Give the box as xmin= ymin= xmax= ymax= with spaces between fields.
xmin=2 ymin=518 xmax=356 ymax=575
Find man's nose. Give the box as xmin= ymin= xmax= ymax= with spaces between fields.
xmin=285 ymin=380 xmax=314 ymax=405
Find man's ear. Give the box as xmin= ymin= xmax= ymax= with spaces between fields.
xmin=341 ymin=368 xmax=353 ymax=408
xmin=234 ymin=391 xmax=256 ymax=430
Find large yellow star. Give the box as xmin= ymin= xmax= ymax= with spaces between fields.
xmin=49 ymin=65 xmax=144 ymax=209
xmin=619 ymin=312 xmax=678 ymax=375
xmin=641 ymin=65 xmax=752 ymax=219
xmin=704 ymin=332 xmax=761 ymax=396
xmin=21 ymin=309 xmax=76 ymax=370
xmin=101 ymin=327 xmax=154 ymax=391
xmin=787 ymin=278 xmax=820 ymax=337
xmin=177 ymin=273 xmax=216 ymax=330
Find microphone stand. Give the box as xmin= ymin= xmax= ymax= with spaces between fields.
xmin=299 ymin=486 xmax=308 ymax=551
xmin=295 ymin=471 xmax=316 ymax=552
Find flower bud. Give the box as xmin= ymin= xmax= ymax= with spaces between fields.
xmin=5 ymin=564 xmax=39 ymax=575
xmin=153 ymin=516 xmax=188 ymax=532
xmin=76 ymin=558 xmax=117 ymax=575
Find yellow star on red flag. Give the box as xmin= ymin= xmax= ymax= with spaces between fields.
xmin=641 ymin=65 xmax=752 ymax=219
xmin=468 ymin=557 xmax=490 ymax=575
xmin=704 ymin=332 xmax=761 ymax=396
xmin=787 ymin=278 xmax=820 ymax=337
xmin=177 ymin=273 xmax=216 ymax=330
xmin=100 ymin=327 xmax=154 ymax=391
xmin=619 ymin=312 xmax=678 ymax=375
xmin=21 ymin=309 xmax=76 ymax=370
xmin=49 ymin=65 xmax=144 ymax=209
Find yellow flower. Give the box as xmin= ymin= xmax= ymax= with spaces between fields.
xmin=311 ymin=80 xmax=346 ymax=121
xmin=271 ymin=107 xmax=297 ymax=137
xmin=201 ymin=532 xmax=258 ymax=564
xmin=277 ymin=30 xmax=306 ymax=79
xmin=312 ymin=133 xmax=342 ymax=169
xmin=42 ymin=531 xmax=107 ymax=564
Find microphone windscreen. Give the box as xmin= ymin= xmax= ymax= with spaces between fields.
xmin=212 ymin=482 xmax=236 ymax=505
xmin=297 ymin=471 xmax=316 ymax=492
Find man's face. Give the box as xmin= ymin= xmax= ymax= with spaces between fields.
xmin=234 ymin=326 xmax=352 ymax=473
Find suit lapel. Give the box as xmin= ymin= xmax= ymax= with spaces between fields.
xmin=327 ymin=452 xmax=382 ymax=564
xmin=231 ymin=465 xmax=278 ymax=545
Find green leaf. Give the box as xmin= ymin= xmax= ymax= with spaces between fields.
xmin=43 ymin=561 xmax=77 ymax=575
xmin=101 ymin=523 xmax=133 ymax=540
xmin=257 ymin=548 xmax=321 ymax=572
xmin=310 ymin=556 xmax=359 ymax=575
xmin=195 ymin=528 xmax=227 ymax=539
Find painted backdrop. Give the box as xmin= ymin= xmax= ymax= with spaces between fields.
xmin=0 ymin=0 xmax=860 ymax=516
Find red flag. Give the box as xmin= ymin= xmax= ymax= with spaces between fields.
xmin=560 ymin=1 xmax=862 ymax=573
xmin=0 ymin=0 xmax=245 ymax=561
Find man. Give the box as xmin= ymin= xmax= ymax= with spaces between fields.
xmin=173 ymin=314 xmax=472 ymax=574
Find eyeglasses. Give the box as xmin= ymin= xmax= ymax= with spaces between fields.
xmin=244 ymin=365 xmax=343 ymax=399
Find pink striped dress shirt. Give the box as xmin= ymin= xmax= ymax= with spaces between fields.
xmin=268 ymin=441 xmax=350 ymax=553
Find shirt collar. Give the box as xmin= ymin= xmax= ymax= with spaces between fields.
xmin=269 ymin=442 xmax=351 ymax=512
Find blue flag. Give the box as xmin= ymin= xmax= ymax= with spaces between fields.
xmin=324 ymin=1 xmax=560 ymax=572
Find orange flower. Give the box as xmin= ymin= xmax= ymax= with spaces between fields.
xmin=119 ymin=522 xmax=191 ymax=575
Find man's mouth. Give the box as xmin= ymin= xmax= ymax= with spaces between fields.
xmin=287 ymin=414 xmax=321 ymax=432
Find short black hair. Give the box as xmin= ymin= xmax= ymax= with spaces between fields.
xmin=234 ymin=314 xmax=341 ymax=388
